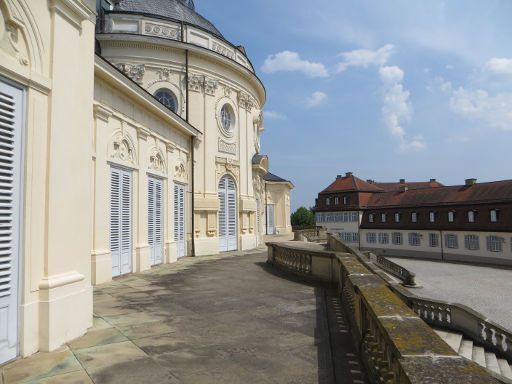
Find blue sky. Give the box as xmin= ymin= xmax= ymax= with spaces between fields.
xmin=199 ymin=0 xmax=512 ymax=211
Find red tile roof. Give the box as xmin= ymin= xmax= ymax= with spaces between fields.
xmin=372 ymin=181 xmax=444 ymax=191
xmin=367 ymin=180 xmax=512 ymax=208
xmin=320 ymin=174 xmax=384 ymax=194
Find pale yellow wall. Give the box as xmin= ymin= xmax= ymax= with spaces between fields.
xmin=265 ymin=183 xmax=293 ymax=235
xmin=0 ymin=0 xmax=96 ymax=357
xmin=92 ymin=65 xmax=193 ymax=284
xmin=98 ymin=21 xmax=266 ymax=255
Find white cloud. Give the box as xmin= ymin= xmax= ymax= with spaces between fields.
xmin=450 ymin=88 xmax=512 ymax=130
xmin=306 ymin=91 xmax=327 ymax=107
xmin=434 ymin=76 xmax=452 ymax=93
xmin=379 ymin=65 xmax=404 ymax=84
xmin=261 ymin=51 xmax=328 ymax=78
xmin=484 ymin=58 xmax=512 ymax=76
xmin=379 ymin=66 xmax=426 ymax=151
xmin=337 ymin=44 xmax=395 ymax=73
xmin=264 ymin=111 xmax=287 ymax=120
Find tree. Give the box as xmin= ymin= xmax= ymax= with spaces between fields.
xmin=291 ymin=206 xmax=315 ymax=229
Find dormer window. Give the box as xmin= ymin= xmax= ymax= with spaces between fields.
xmin=429 ymin=212 xmax=436 ymax=223
xmin=369 ymin=214 xmax=374 ymax=223
xmin=326 ymin=197 xmax=331 ymax=206
xmin=334 ymin=197 xmax=339 ymax=205
xmin=468 ymin=210 xmax=476 ymax=223
xmin=490 ymin=210 xmax=498 ymax=223
xmin=343 ymin=196 xmax=348 ymax=205
xmin=448 ymin=211 xmax=455 ymax=223
xmin=395 ymin=213 xmax=400 ymax=223
xmin=381 ymin=213 xmax=387 ymax=223
xmin=411 ymin=212 xmax=418 ymax=223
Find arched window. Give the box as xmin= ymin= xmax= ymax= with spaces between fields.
xmin=155 ymin=89 xmax=178 ymax=113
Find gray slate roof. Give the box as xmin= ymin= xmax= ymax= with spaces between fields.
xmin=114 ymin=0 xmax=223 ymax=37
xmin=264 ymin=173 xmax=291 ymax=184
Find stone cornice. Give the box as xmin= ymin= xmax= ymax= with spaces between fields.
xmin=49 ymin=0 xmax=96 ymax=30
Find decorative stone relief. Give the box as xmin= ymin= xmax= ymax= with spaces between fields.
xmin=204 ymin=77 xmax=218 ymax=96
xmin=174 ymin=159 xmax=187 ymax=180
xmin=212 ymin=41 xmax=234 ymax=59
xmin=188 ymin=74 xmax=203 ymax=92
xmin=223 ymin=86 xmax=232 ymax=97
xmin=117 ymin=63 xmax=145 ymax=84
xmin=254 ymin=111 xmax=264 ymax=131
xmin=207 ymin=229 xmax=216 ymax=237
xmin=216 ymin=158 xmax=240 ymax=182
xmin=157 ymin=67 xmax=171 ymax=81
xmin=0 ymin=11 xmax=29 ymax=67
xmin=238 ymin=91 xmax=255 ymax=112
xmin=109 ymin=131 xmax=137 ymax=166
xmin=144 ymin=22 xmax=181 ymax=40
xmin=149 ymin=147 xmax=166 ymax=173
xmin=218 ymin=139 xmax=236 ymax=155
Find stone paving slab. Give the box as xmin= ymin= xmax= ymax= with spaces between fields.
xmin=2 ymin=248 xmax=366 ymax=384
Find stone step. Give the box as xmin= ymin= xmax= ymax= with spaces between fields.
xmin=485 ymin=352 xmax=501 ymax=374
xmin=459 ymin=339 xmax=474 ymax=360
xmin=498 ymin=359 xmax=512 ymax=379
xmin=434 ymin=329 xmax=463 ymax=352
xmin=472 ymin=346 xmax=486 ymax=368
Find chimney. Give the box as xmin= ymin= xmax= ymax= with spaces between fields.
xmin=366 ymin=179 xmax=374 ymax=184
xmin=336 ymin=175 xmax=342 ymax=179
xmin=399 ymin=178 xmax=406 ymax=184
xmin=465 ymin=178 xmax=477 ymax=186
xmin=430 ymin=179 xmax=437 ymax=183
xmin=345 ymin=172 xmax=353 ymax=177
xmin=399 ymin=185 xmax=409 ymax=192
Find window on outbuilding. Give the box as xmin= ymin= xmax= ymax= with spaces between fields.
xmin=448 ymin=211 xmax=455 ymax=223
xmin=467 ymin=211 xmax=476 ymax=223
xmin=465 ymin=235 xmax=480 ymax=250
xmin=429 ymin=212 xmax=436 ymax=223
xmin=490 ymin=210 xmax=499 ymax=223
xmin=487 ymin=236 xmax=504 ymax=252
xmin=411 ymin=212 xmax=418 ymax=223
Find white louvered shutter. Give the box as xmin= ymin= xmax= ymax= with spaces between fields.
xmin=110 ymin=168 xmax=121 ymax=277
xmin=218 ymin=176 xmax=227 ymax=252
xmin=120 ymin=171 xmax=132 ymax=275
xmin=266 ymin=205 xmax=275 ymax=235
xmin=218 ymin=175 xmax=237 ymax=252
xmin=111 ymin=168 xmax=132 ymax=277
xmin=227 ymin=176 xmax=237 ymax=251
xmin=148 ymin=177 xmax=163 ymax=266
xmin=148 ymin=178 xmax=155 ymax=265
xmin=155 ymin=179 xmax=163 ymax=264
xmin=174 ymin=184 xmax=186 ymax=258
xmin=0 ymin=81 xmax=22 ymax=364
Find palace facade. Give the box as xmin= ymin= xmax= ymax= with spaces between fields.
xmin=0 ymin=0 xmax=291 ymax=363
xmin=315 ymin=172 xmax=512 ymax=266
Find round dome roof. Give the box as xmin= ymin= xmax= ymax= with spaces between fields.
xmin=114 ymin=0 xmax=223 ymax=37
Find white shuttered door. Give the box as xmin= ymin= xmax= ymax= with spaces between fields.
xmin=0 ymin=81 xmax=22 ymax=364
xmin=218 ymin=175 xmax=237 ymax=252
xmin=110 ymin=168 xmax=132 ymax=277
xmin=266 ymin=204 xmax=275 ymax=235
xmin=148 ymin=177 xmax=163 ymax=266
xmin=173 ymin=184 xmax=186 ymax=258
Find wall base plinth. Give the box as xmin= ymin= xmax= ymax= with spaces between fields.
xmin=38 ymin=273 xmax=93 ymax=352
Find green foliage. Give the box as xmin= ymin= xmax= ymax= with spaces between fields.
xmin=291 ymin=206 xmax=315 ymax=229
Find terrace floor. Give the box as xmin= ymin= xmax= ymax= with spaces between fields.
xmin=3 ymin=246 xmax=366 ymax=384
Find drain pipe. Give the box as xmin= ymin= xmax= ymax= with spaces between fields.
xmin=183 ymin=23 xmax=195 ymax=257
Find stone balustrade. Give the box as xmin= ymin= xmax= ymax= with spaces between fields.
xmin=392 ymin=284 xmax=512 ymax=364
xmin=267 ymin=240 xmax=502 ymax=384
xmin=375 ymin=255 xmax=417 ymax=286
xmin=293 ymin=228 xmax=327 ymax=243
